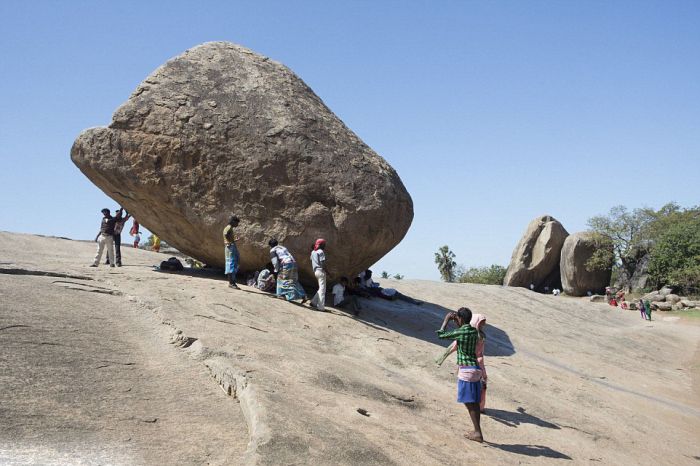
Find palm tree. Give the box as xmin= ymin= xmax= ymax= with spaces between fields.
xmin=434 ymin=245 xmax=457 ymax=282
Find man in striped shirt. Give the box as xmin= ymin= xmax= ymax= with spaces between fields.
xmin=437 ymin=307 xmax=484 ymax=443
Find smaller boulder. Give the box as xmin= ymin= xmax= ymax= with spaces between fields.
xmin=672 ymin=303 xmax=684 ymax=311
xmin=659 ymin=286 xmax=674 ymax=297
xmin=643 ymin=291 xmax=664 ymax=302
xmin=560 ymin=232 xmax=613 ymax=296
xmin=628 ymin=302 xmax=638 ymax=310
xmin=665 ymin=294 xmax=681 ymax=304
xmin=680 ymin=299 xmax=696 ymax=308
xmin=654 ymin=302 xmax=673 ymax=311
xmin=590 ymin=295 xmax=606 ymax=303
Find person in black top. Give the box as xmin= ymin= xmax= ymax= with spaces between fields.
xmin=106 ymin=208 xmax=130 ymax=266
xmin=91 ymin=208 xmax=116 ymax=267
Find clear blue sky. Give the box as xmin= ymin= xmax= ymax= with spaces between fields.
xmin=1 ymin=1 xmax=698 ymax=280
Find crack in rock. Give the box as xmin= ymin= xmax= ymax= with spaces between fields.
xmin=0 ymin=268 xmax=93 ymax=280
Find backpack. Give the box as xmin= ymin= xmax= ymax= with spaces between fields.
xmin=160 ymin=257 xmax=184 ymax=271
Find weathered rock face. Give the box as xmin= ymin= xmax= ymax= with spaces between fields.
xmin=560 ymin=232 xmax=612 ymax=296
xmin=503 ymin=215 xmax=569 ymax=290
xmin=71 ymin=42 xmax=413 ymax=282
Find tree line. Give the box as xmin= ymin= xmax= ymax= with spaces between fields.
xmin=434 ymin=202 xmax=699 ymax=295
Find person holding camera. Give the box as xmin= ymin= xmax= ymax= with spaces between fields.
xmin=436 ymin=307 xmax=484 ymax=443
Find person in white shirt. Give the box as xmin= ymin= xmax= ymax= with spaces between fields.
xmin=332 ymin=277 xmax=361 ymax=315
xmin=310 ymin=238 xmax=327 ymax=311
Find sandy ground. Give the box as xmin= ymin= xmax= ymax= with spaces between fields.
xmin=1 ymin=231 xmax=698 ymax=465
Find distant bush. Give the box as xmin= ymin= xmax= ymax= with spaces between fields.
xmin=587 ymin=203 xmax=700 ymax=294
xmin=458 ymin=264 xmax=507 ymax=285
xmin=647 ymin=213 xmax=700 ymax=295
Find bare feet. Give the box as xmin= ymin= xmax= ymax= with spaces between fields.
xmin=465 ymin=431 xmax=483 ymax=443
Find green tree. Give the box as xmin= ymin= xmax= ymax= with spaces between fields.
xmin=393 ymin=273 xmax=404 ymax=280
xmin=646 ymin=210 xmax=700 ymax=294
xmin=458 ymin=265 xmax=507 ymax=285
xmin=586 ymin=205 xmax=656 ymax=283
xmin=381 ymin=271 xmax=389 ymax=279
xmin=434 ymin=245 xmax=457 ymax=282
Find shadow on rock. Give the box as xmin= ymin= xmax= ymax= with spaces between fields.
xmin=352 ymin=298 xmax=516 ymax=357
xmin=485 ymin=443 xmax=572 ymax=460
xmin=485 ymin=407 xmax=560 ymax=429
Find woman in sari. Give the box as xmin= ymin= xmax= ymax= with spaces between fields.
xmin=269 ymin=239 xmax=307 ymax=302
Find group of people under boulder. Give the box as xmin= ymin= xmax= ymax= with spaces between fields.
xmin=223 ymin=216 xmax=419 ymax=314
xmin=92 ymin=211 xmax=491 ymax=443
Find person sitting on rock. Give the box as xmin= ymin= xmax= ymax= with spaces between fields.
xmin=359 ymin=270 xmax=383 ymax=297
xmin=256 ymin=263 xmax=276 ymax=293
xmin=349 ymin=277 xmax=372 ymax=298
xmin=269 ymin=239 xmax=307 ymax=303
xmin=223 ymin=216 xmax=240 ymax=289
xmin=331 ymin=277 xmax=361 ymax=315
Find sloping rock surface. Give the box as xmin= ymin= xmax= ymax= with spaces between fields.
xmin=560 ymin=232 xmax=612 ymax=296
xmin=503 ymin=215 xmax=569 ymax=290
xmin=2 ymin=232 xmax=699 ymax=465
xmin=71 ymin=42 xmax=413 ymax=282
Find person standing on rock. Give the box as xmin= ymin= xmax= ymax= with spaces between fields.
xmin=223 ymin=216 xmax=240 ymax=289
xmin=310 ymin=238 xmax=327 ymax=311
xmin=638 ymin=299 xmax=647 ymax=320
xmin=106 ymin=208 xmax=130 ymax=267
xmin=437 ymin=307 xmax=484 ymax=443
xmin=644 ymin=299 xmax=653 ymax=321
xmin=152 ymin=235 xmax=161 ymax=252
xmin=269 ymin=239 xmax=307 ymax=302
xmin=470 ymin=313 xmax=488 ymax=413
xmin=91 ymin=208 xmax=116 ymax=268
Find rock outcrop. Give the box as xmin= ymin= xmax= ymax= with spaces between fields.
xmin=560 ymin=232 xmax=612 ymax=296
xmin=503 ymin=215 xmax=569 ymax=290
xmin=71 ymin=42 xmax=413 ymax=282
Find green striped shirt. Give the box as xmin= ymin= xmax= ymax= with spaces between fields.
xmin=437 ymin=324 xmax=478 ymax=366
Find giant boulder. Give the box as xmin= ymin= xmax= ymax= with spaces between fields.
xmin=503 ymin=215 xmax=569 ymax=290
xmin=560 ymin=232 xmax=612 ymax=296
xmin=71 ymin=42 xmax=413 ymax=282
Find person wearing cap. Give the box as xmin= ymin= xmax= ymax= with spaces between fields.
xmin=310 ymin=238 xmax=327 ymax=311
xmin=91 ymin=208 xmax=116 ymax=267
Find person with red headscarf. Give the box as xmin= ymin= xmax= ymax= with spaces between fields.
xmin=310 ymin=238 xmax=327 ymax=311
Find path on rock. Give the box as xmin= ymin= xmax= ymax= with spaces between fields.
xmin=1 ymin=231 xmax=699 ymax=465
